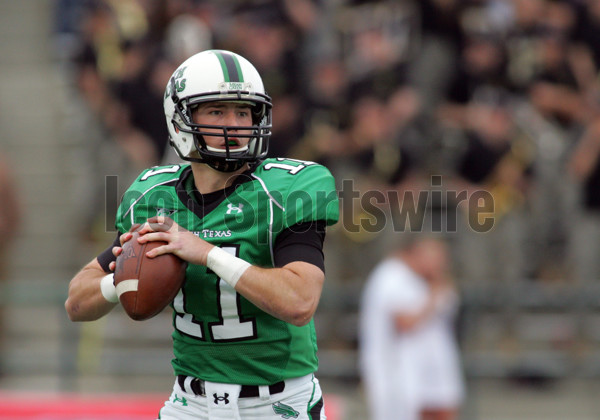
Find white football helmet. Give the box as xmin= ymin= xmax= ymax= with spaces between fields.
xmin=164 ymin=49 xmax=272 ymax=172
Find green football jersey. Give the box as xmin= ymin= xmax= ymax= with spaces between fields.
xmin=114 ymin=158 xmax=339 ymax=385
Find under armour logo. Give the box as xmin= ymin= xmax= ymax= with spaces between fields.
xmin=213 ymin=393 xmax=230 ymax=405
xmin=225 ymin=203 xmax=244 ymax=214
xmin=156 ymin=207 xmax=177 ymax=217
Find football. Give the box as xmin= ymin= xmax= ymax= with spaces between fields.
xmin=114 ymin=231 xmax=187 ymax=321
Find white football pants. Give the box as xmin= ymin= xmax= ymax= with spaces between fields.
xmin=157 ymin=374 xmax=326 ymax=420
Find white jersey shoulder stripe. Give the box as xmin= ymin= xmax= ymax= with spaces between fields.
xmin=123 ymin=178 xmax=180 ymax=224
xmin=250 ymin=173 xmax=285 ymax=211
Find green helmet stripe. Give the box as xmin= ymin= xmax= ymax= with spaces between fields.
xmin=214 ymin=50 xmax=244 ymax=83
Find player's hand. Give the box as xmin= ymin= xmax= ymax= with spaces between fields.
xmin=136 ymin=216 xmax=214 ymax=266
xmin=108 ymin=224 xmax=141 ymax=272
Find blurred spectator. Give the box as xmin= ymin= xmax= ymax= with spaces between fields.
xmin=163 ymin=1 xmax=215 ymax=66
xmin=72 ymin=1 xmax=172 ymax=170
xmin=224 ymin=1 xmax=310 ymax=157
xmin=0 ymin=153 xmax=20 ymax=373
xmin=570 ymin=0 xmax=600 ymax=107
xmin=438 ymin=24 xmax=537 ymax=281
xmin=527 ymin=23 xmax=591 ymax=128
xmin=53 ymin=0 xmax=96 ymax=64
xmin=438 ymin=32 xmax=508 ymax=128
xmin=568 ymin=118 xmax=600 ymax=281
xmin=448 ymin=92 xmax=536 ymax=282
xmin=338 ymin=1 xmax=419 ymax=105
xmin=289 ymin=56 xmax=351 ymax=166
xmin=409 ymin=0 xmax=465 ymax=113
xmin=503 ymin=0 xmax=547 ymax=92
xmin=111 ymin=39 xmax=174 ymax=166
xmin=359 ymin=236 xmax=464 ymax=420
xmin=501 ymin=0 xmax=589 ymax=131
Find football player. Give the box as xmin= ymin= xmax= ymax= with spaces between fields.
xmin=65 ymin=49 xmax=339 ymax=420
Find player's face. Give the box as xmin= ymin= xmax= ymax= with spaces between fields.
xmin=192 ymin=102 xmax=253 ymax=150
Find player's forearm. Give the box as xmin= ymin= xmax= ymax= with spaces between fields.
xmin=393 ymin=294 xmax=438 ymax=332
xmin=235 ymin=261 xmax=324 ymax=327
xmin=65 ymin=261 xmax=117 ymax=322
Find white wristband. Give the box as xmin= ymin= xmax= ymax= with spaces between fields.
xmin=100 ymin=273 xmax=119 ymax=303
xmin=206 ymin=247 xmax=251 ymax=288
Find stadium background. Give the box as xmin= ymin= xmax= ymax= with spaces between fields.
xmin=2 ymin=0 xmax=600 ymax=418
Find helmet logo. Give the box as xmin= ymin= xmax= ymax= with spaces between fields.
xmin=228 ymin=82 xmax=244 ymax=90
xmin=174 ymin=78 xmax=186 ymax=93
xmin=165 ymin=66 xmax=188 ymax=99
xmin=218 ymin=82 xmax=254 ymax=92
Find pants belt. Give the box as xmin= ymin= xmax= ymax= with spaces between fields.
xmin=177 ymin=375 xmax=285 ymax=398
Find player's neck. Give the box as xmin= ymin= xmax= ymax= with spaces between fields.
xmin=190 ymin=162 xmax=249 ymax=194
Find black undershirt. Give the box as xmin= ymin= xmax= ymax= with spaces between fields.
xmin=97 ymin=168 xmax=327 ymax=273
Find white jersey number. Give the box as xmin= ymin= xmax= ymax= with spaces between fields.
xmin=173 ymin=246 xmax=257 ymax=342
xmin=140 ymin=165 xmax=181 ymax=181
xmin=263 ymin=158 xmax=316 ymax=175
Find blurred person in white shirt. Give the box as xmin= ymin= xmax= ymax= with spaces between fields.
xmin=359 ymin=236 xmax=464 ymax=420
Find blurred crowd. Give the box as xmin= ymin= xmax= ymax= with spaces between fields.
xmin=53 ymin=0 xmax=600 ymax=286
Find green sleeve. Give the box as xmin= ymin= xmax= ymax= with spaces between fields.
xmin=282 ymin=164 xmax=339 ymax=229
xmin=114 ymin=164 xmax=187 ymax=234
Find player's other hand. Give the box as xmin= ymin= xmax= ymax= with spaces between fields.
xmin=108 ymin=224 xmax=141 ymax=272
xmin=136 ymin=216 xmax=214 ymax=266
